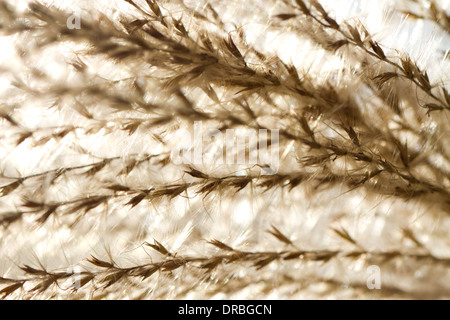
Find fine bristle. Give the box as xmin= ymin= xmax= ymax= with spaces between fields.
xmin=0 ymin=0 xmax=449 ymax=299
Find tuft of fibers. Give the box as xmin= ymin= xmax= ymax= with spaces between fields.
xmin=0 ymin=0 xmax=449 ymax=299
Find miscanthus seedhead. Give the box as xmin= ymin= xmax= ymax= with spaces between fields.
xmin=0 ymin=0 xmax=449 ymax=299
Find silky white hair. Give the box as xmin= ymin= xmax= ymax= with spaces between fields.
xmin=0 ymin=0 xmax=449 ymax=299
